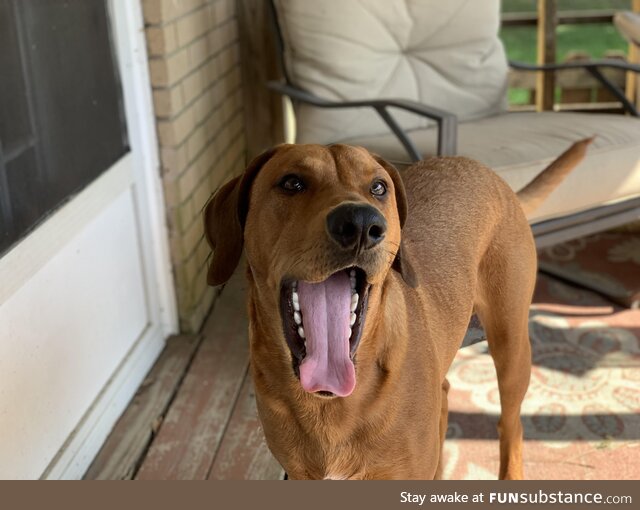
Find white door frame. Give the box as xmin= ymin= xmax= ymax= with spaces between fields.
xmin=17 ymin=0 xmax=178 ymax=478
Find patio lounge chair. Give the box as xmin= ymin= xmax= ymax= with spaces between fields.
xmin=267 ymin=0 xmax=640 ymax=247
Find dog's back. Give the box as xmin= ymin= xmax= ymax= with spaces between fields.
xmin=401 ymin=156 xmax=535 ymax=363
xmin=398 ymin=140 xmax=591 ymax=478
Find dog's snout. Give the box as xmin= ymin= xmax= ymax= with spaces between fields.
xmin=326 ymin=203 xmax=387 ymax=251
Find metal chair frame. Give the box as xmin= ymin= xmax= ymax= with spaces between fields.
xmin=266 ymin=0 xmax=640 ymax=246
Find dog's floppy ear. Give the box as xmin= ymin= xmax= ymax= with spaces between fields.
xmin=203 ymin=147 xmax=277 ymax=286
xmin=372 ymin=154 xmax=417 ymax=288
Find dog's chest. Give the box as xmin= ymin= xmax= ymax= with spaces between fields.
xmin=323 ymin=472 xmax=351 ymax=480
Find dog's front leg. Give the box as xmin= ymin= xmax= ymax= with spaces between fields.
xmin=434 ymin=378 xmax=450 ymax=479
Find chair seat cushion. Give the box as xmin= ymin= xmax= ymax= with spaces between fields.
xmin=343 ymin=112 xmax=640 ymax=223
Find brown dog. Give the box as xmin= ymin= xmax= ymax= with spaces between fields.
xmin=203 ymin=139 xmax=591 ymax=479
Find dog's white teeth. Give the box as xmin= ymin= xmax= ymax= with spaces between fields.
xmin=350 ymin=312 xmax=356 ymax=326
xmin=298 ymin=326 xmax=306 ymax=339
xmin=350 ymin=293 xmax=359 ymax=312
xmin=292 ymin=291 xmax=300 ymax=311
xmin=349 ymin=269 xmax=356 ymax=278
xmin=348 ymin=327 xmax=352 ymax=338
xmin=293 ymin=311 xmax=302 ymax=325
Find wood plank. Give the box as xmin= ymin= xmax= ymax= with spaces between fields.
xmin=536 ymin=0 xmax=557 ymax=112
xmin=509 ymin=102 xmax=624 ymax=114
xmin=83 ymin=334 xmax=202 ymax=480
xmin=135 ymin=271 xmax=251 ymax=479
xmin=553 ymin=102 xmax=624 ymax=113
xmin=560 ymin=52 xmax=599 ymax=105
xmin=238 ymin=0 xmax=286 ymax=159
xmin=510 ymin=68 xmax=625 ymax=91
xmin=561 ymin=88 xmax=591 ymax=103
xmin=208 ymin=372 xmax=284 ymax=480
xmin=502 ymin=10 xmax=615 ymax=27
xmin=625 ymin=0 xmax=640 ymax=105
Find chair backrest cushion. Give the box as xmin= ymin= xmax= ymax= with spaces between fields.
xmin=273 ymin=0 xmax=509 ymax=144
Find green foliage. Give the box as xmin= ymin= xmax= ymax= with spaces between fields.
xmin=501 ymin=24 xmax=628 ymax=64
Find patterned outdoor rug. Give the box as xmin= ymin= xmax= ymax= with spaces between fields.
xmin=443 ymin=273 xmax=640 ymax=480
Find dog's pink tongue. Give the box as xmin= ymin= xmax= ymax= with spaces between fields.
xmin=298 ymin=272 xmax=355 ymax=397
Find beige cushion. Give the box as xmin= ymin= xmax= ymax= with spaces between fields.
xmin=273 ymin=0 xmax=508 ymax=144
xmin=343 ymin=112 xmax=640 ymax=223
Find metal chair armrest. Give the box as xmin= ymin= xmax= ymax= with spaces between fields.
xmin=509 ymin=59 xmax=640 ymax=116
xmin=509 ymin=58 xmax=640 ymax=74
xmin=267 ymin=81 xmax=458 ymax=161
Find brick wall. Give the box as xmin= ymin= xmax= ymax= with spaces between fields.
xmin=142 ymin=0 xmax=246 ymax=332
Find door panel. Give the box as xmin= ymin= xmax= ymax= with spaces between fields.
xmin=0 ymin=0 xmax=176 ymax=479
xmin=0 ymin=183 xmax=148 ymax=479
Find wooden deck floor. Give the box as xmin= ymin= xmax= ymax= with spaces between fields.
xmin=85 ymin=271 xmax=284 ymax=480
xmin=84 ymin=265 xmax=640 ymax=480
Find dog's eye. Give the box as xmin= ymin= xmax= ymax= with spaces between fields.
xmin=279 ymin=175 xmax=305 ymax=193
xmin=370 ymin=180 xmax=387 ymax=197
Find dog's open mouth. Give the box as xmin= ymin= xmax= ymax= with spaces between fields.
xmin=280 ymin=267 xmax=370 ymax=398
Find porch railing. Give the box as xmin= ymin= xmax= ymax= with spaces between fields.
xmin=504 ymin=0 xmax=640 ymax=112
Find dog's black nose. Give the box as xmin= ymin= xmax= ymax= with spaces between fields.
xmin=326 ymin=203 xmax=387 ymax=251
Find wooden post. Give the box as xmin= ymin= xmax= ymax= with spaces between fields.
xmin=625 ymin=0 xmax=640 ymax=107
xmin=536 ymin=0 xmax=557 ymax=111
xmin=237 ymin=0 xmax=286 ymax=160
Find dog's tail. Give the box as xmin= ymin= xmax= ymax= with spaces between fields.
xmin=517 ymin=137 xmax=594 ymax=216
